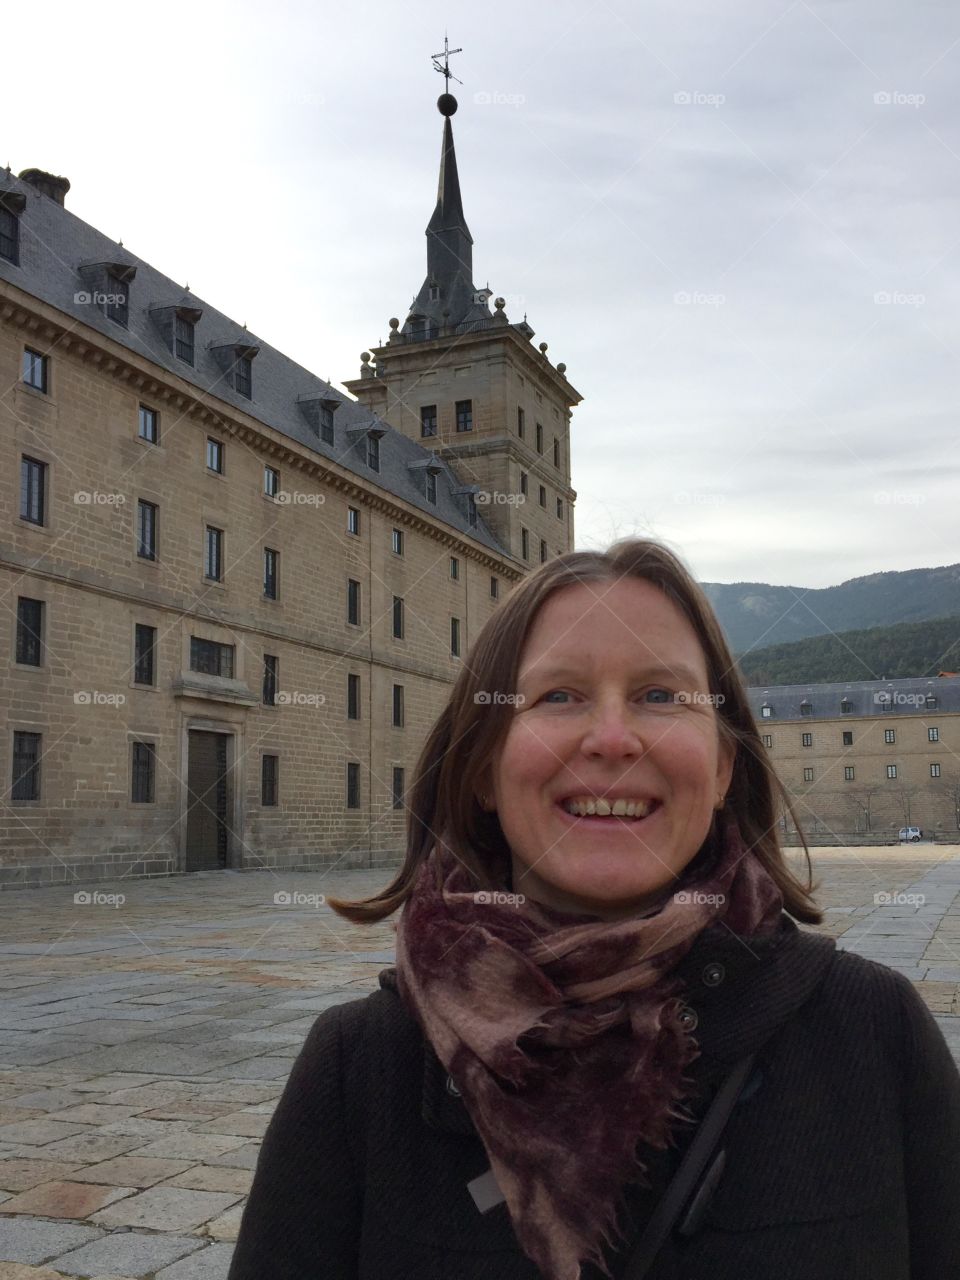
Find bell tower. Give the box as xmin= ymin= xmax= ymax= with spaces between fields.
xmin=343 ymin=41 xmax=581 ymax=566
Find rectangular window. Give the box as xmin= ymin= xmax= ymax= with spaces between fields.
xmin=803 ymin=767 xmax=814 ymax=782
xmin=801 ymin=732 xmax=813 ymax=747
xmin=12 ymin=730 xmax=41 ymax=802
xmin=392 ymin=528 xmax=404 ymax=555
xmin=521 ymin=527 xmax=529 ymax=560
xmin=455 ymin=399 xmax=473 ymax=432
xmin=234 ymin=355 xmax=252 ymax=398
xmin=761 ymin=706 xmax=773 ymax=718
xmin=928 ymin=727 xmax=939 ymax=742
xmin=264 ymin=466 xmax=279 ymax=497
xmin=926 ymin=695 xmax=938 ymax=710
xmin=520 ymin=471 xmax=528 ymax=497
xmin=190 ymin=636 xmax=235 ymax=678
xmin=392 ymin=683 xmax=404 ymax=728
xmin=490 ymin=576 xmax=499 ymax=600
xmin=517 ymin=406 xmax=525 ymax=438
xmin=367 ymin=435 xmax=380 ymax=471
xmin=842 ymin=731 xmax=853 ymax=747
xmin=131 ymin=742 xmax=155 ymax=803
xmin=426 ymin=470 xmax=437 ymax=504
xmin=931 ymin=762 xmax=941 ymax=778
xmin=393 ymin=596 xmax=404 ymax=639
xmin=347 ymin=672 xmax=360 ymax=720
xmin=134 ymin=623 xmax=157 ymax=686
xmin=204 ymin=526 xmax=223 ymax=581
xmin=392 ymin=766 xmax=405 ymax=810
xmin=106 ymin=272 xmax=129 ymax=327
xmin=206 ymin=438 xmax=224 ymax=473
xmin=450 ymin=556 xmax=460 ymax=580
xmin=539 ymin=539 xmax=548 ymax=564
xmin=175 ymin=313 xmax=195 ymax=365
xmin=761 ymin=734 xmax=773 ymax=748
xmin=20 ymin=455 xmax=46 ymax=525
xmin=886 ymin=764 xmax=898 ymax=780
xmin=420 ymin=404 xmax=438 ymax=437
xmin=800 ymin=703 xmax=812 ymax=716
xmin=0 ymin=203 xmax=19 ymax=264
xmin=137 ymin=499 xmax=158 ymax=560
xmin=347 ymin=578 xmax=360 ymax=625
xmin=346 ymin=761 xmax=360 ymax=809
xmin=535 ymin=422 xmax=543 ymax=453
xmin=553 ymin=437 xmax=560 ymax=468
xmin=261 ymin=754 xmax=279 ymax=806
xmin=539 ymin=484 xmax=546 ymax=507
xmin=884 ymin=728 xmax=896 ymax=744
xmin=320 ymin=404 xmax=335 ymax=444
xmin=451 ymin=616 xmax=461 ymax=657
xmin=263 ymin=547 xmax=279 ymax=599
xmin=556 ymin=497 xmax=563 ymax=520
xmin=22 ymin=348 xmax=48 ymax=392
xmin=16 ymin=598 xmax=43 ymax=666
xmin=138 ymin=404 xmax=159 ymax=444
xmin=844 ymin=766 xmax=855 ymax=781
xmin=347 ymin=507 xmax=360 ymax=535
xmin=262 ymin=654 xmax=278 ymax=706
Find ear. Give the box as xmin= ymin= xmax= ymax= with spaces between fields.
xmin=715 ymin=735 xmax=736 ymax=801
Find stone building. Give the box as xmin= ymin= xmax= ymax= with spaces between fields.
xmin=746 ymin=676 xmax=960 ymax=839
xmin=0 ymin=95 xmax=581 ymax=889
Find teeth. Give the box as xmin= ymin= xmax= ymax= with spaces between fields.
xmin=562 ymin=797 xmax=654 ymax=819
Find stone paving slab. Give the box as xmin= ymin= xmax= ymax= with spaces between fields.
xmin=0 ymin=852 xmax=957 ymax=1276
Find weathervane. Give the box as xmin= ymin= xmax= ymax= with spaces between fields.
xmin=431 ymin=34 xmax=463 ymax=91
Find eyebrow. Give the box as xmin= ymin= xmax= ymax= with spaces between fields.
xmin=519 ymin=662 xmax=706 ymax=685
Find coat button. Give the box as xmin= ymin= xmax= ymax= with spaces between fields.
xmin=701 ymin=962 xmax=726 ymax=988
xmin=678 ymin=1005 xmax=699 ymax=1032
xmin=446 ymin=1075 xmax=462 ymax=1098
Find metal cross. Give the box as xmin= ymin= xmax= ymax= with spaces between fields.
xmin=431 ymin=35 xmax=463 ymax=89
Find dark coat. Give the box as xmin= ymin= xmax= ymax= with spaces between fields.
xmin=227 ymin=915 xmax=960 ymax=1279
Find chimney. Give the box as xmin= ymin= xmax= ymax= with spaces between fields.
xmin=18 ymin=169 xmax=70 ymax=207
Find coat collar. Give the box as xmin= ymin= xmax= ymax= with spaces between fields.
xmin=377 ymin=912 xmax=836 ymax=1136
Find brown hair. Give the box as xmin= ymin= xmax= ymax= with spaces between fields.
xmin=327 ymin=537 xmax=821 ymax=925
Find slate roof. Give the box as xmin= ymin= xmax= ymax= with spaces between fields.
xmin=0 ymin=168 xmax=511 ymax=562
xmin=745 ymin=676 xmax=960 ymax=720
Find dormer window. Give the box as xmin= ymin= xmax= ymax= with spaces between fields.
xmin=320 ymin=403 xmax=335 ymax=443
xmin=429 ymin=283 xmax=440 ymax=302
xmin=367 ymin=434 xmax=380 ymax=471
xmin=297 ymin=394 xmax=339 ymax=443
xmin=0 ymin=191 xmax=25 ymax=265
xmin=761 ymin=703 xmax=773 ymax=718
xmin=79 ymin=259 xmax=136 ymax=327
xmin=426 ymin=470 xmax=437 ymax=503
xmin=234 ymin=354 xmax=252 ymax=398
xmin=840 ymin=698 xmax=853 ymax=714
xmin=105 ymin=270 xmax=129 ymax=326
xmin=800 ymin=700 xmax=812 ymax=716
xmin=175 ymin=312 xmax=195 ymax=364
xmin=210 ymin=339 xmax=259 ymax=401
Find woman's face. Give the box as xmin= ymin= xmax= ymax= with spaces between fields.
xmin=487 ymin=577 xmax=735 ymax=921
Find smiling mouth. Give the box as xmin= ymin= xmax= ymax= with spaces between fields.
xmin=556 ymin=798 xmax=662 ymax=824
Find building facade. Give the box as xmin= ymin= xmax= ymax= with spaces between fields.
xmin=746 ymin=677 xmax=960 ymax=839
xmin=0 ymin=96 xmax=581 ymax=889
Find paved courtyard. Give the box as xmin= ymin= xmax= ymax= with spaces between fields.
xmin=0 ymin=845 xmax=958 ymax=1279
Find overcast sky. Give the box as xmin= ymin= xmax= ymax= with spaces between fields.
xmin=8 ymin=0 xmax=960 ymax=588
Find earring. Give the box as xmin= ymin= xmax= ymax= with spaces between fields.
xmin=715 ymin=792 xmax=725 ymax=810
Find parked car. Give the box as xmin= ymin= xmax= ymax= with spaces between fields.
xmin=898 ymin=826 xmax=923 ymax=842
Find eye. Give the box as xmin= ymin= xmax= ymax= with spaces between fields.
xmin=541 ymin=689 xmax=574 ymax=704
xmin=644 ymin=687 xmax=676 ymax=704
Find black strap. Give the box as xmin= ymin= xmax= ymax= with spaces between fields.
xmin=620 ymin=1052 xmax=757 ymax=1279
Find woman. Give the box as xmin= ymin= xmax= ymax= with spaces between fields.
xmin=228 ymin=539 xmax=960 ymax=1280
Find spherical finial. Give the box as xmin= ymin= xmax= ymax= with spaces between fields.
xmin=494 ymin=297 xmax=506 ymax=311
xmin=557 ymin=362 xmax=567 ymax=375
xmin=389 ymin=317 xmax=399 ymax=331
xmin=539 ymin=342 xmax=549 ymax=354
xmin=360 ymin=351 xmax=371 ymax=365
xmin=438 ymin=93 xmax=458 ymax=117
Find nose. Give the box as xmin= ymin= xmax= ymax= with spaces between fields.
xmin=579 ymin=695 xmax=646 ymax=759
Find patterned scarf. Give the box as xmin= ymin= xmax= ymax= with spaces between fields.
xmin=394 ymin=816 xmax=784 ymax=1280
